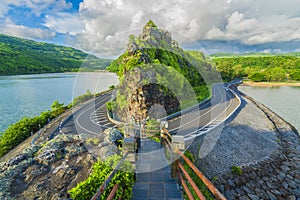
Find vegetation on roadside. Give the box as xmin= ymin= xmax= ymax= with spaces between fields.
xmin=71 ymin=89 xmax=94 ymax=106
xmin=0 ymin=100 xmax=67 ymax=157
xmin=0 ymin=34 xmax=111 ymax=75
xmin=182 ymin=151 xmax=215 ymax=200
xmin=68 ymin=155 xmax=134 ymax=200
xmin=0 ymin=89 xmax=98 ymax=158
xmin=148 ymin=133 xmax=161 ymax=143
xmin=212 ymin=55 xmax=300 ymax=82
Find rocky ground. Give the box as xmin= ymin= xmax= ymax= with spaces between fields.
xmin=189 ymin=91 xmax=300 ymax=200
xmin=0 ymin=128 xmax=123 ymax=200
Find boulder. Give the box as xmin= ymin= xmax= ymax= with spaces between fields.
xmin=98 ymin=145 xmax=119 ymax=161
xmin=103 ymin=128 xmax=124 ymax=145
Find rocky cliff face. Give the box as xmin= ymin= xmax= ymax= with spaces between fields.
xmin=119 ymin=69 xmax=180 ymax=121
xmin=109 ymin=20 xmax=209 ymax=122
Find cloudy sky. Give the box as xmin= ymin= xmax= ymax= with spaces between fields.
xmin=1 ymin=0 xmax=300 ymax=57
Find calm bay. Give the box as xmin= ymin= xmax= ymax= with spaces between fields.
xmin=239 ymin=86 xmax=300 ymax=131
xmin=0 ymin=72 xmax=119 ymax=132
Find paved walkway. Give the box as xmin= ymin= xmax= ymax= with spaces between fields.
xmin=131 ymin=139 xmax=183 ymax=200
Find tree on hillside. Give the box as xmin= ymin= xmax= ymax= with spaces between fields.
xmin=249 ymin=72 xmax=266 ymax=82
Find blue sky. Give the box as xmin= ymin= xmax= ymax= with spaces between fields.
xmin=1 ymin=0 xmax=300 ymax=57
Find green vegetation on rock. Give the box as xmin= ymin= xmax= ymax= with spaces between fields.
xmin=230 ymin=166 xmax=243 ymax=175
xmin=106 ymin=21 xmax=215 ymax=102
xmin=107 ymin=21 xmax=219 ymax=122
xmin=68 ymin=155 xmax=134 ymax=200
xmin=0 ymin=34 xmax=111 ymax=75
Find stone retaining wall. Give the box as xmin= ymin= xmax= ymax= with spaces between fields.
xmin=189 ymin=89 xmax=300 ymax=200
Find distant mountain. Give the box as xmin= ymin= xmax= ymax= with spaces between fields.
xmin=0 ymin=34 xmax=111 ymax=75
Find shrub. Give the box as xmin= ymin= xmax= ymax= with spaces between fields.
xmin=72 ymin=89 xmax=94 ymax=106
xmin=68 ymin=155 xmax=134 ymax=200
xmin=0 ymin=101 xmax=67 ymax=157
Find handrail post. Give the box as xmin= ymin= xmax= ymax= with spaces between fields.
xmin=170 ymin=160 xmax=178 ymax=178
xmin=106 ymin=184 xmax=120 ymax=200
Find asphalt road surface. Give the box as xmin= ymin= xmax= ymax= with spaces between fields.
xmin=60 ymin=92 xmax=116 ymax=135
xmin=59 ymin=83 xmax=240 ymax=138
xmin=167 ymin=83 xmax=240 ymax=137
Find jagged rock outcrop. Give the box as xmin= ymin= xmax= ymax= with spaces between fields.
xmin=108 ymin=20 xmax=211 ymax=122
xmin=0 ymin=133 xmax=121 ymax=199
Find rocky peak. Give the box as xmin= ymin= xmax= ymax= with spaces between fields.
xmin=109 ymin=20 xmax=210 ymax=122
xmin=127 ymin=20 xmax=178 ymax=55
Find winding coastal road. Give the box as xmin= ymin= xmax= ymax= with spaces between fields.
xmin=60 ymin=92 xmax=116 ymax=136
xmin=167 ymin=83 xmax=240 ymax=139
xmin=58 ymin=82 xmax=240 ymax=140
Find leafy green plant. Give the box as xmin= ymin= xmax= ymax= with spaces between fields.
xmin=276 ymin=139 xmax=281 ymax=143
xmin=148 ymin=135 xmax=161 ymax=143
xmin=230 ymin=166 xmax=243 ymax=175
xmin=212 ymin=176 xmax=218 ymax=183
xmin=68 ymin=155 xmax=134 ymax=200
xmin=106 ymin=101 xmax=116 ymax=112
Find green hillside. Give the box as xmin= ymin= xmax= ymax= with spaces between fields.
xmin=212 ymin=54 xmax=300 ymax=82
xmin=0 ymin=34 xmax=111 ymax=75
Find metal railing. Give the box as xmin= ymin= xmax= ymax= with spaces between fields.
xmin=176 ymin=149 xmax=226 ymax=200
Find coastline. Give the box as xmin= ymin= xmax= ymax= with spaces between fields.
xmin=189 ymin=86 xmax=300 ymax=199
xmin=0 ymin=70 xmax=111 ymax=77
xmin=242 ymin=81 xmax=300 ymax=87
xmin=0 ymin=84 xmax=299 ymax=199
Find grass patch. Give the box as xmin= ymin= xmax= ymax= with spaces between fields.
xmin=230 ymin=166 xmax=242 ymax=175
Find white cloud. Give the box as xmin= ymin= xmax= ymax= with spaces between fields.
xmin=206 ymin=12 xmax=300 ymax=45
xmin=2 ymin=0 xmax=300 ymax=56
xmin=73 ymin=0 xmax=300 ymax=56
xmin=0 ymin=0 xmax=72 ymax=17
xmin=0 ymin=18 xmax=56 ymax=39
xmin=72 ymin=0 xmax=238 ymax=56
xmin=43 ymin=13 xmax=84 ymax=36
xmin=206 ymin=26 xmax=224 ymax=39
xmin=0 ymin=2 xmax=9 ymax=17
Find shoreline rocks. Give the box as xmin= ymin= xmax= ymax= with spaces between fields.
xmin=0 ymin=134 xmax=95 ymax=199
